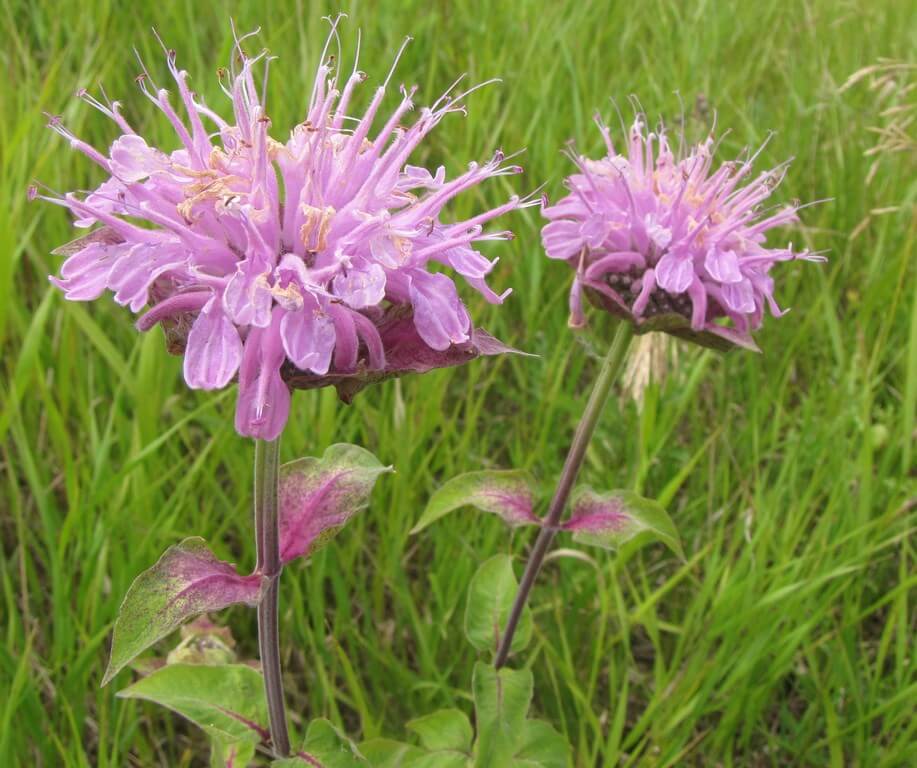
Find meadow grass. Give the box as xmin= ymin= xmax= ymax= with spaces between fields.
xmin=1 ymin=0 xmax=914 ymax=765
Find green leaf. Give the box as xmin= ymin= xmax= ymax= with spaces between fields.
xmin=411 ymin=470 xmax=540 ymax=534
xmin=465 ymin=555 xmax=532 ymax=657
xmin=210 ymin=737 xmax=256 ymax=768
xmin=513 ymin=720 xmax=570 ymax=768
xmin=407 ymin=708 xmax=473 ymax=753
xmin=564 ymin=488 xmax=684 ymax=559
xmin=272 ymin=719 xmax=368 ymax=767
xmin=117 ymin=663 xmax=268 ymax=745
xmin=472 ymin=662 xmax=533 ymax=768
xmin=103 ymin=538 xmax=263 ymax=685
xmin=410 ymin=753 xmax=469 ymax=768
xmin=358 ymin=739 xmax=425 ymax=767
xmin=279 ymin=444 xmax=393 ymax=564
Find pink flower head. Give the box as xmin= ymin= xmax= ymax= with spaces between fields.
xmin=41 ymin=22 xmax=532 ymax=439
xmin=541 ymin=113 xmax=825 ymax=350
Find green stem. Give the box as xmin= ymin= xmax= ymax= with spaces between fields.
xmin=494 ymin=323 xmax=634 ymax=668
xmin=254 ymin=437 xmax=291 ymax=757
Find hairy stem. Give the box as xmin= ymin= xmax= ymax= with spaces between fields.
xmin=254 ymin=437 xmax=291 ymax=757
xmin=495 ymin=323 xmax=634 ymax=668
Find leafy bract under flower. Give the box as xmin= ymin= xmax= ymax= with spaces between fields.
xmin=41 ymin=22 xmax=530 ymax=439
xmin=541 ymin=113 xmax=825 ymax=350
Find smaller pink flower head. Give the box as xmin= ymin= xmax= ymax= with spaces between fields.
xmin=541 ymin=112 xmax=825 ymax=350
xmin=41 ymin=22 xmax=533 ymax=440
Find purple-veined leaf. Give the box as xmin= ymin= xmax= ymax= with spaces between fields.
xmin=411 ymin=470 xmax=540 ymax=534
xmin=278 ymin=444 xmax=392 ymax=565
xmin=117 ymin=663 xmax=269 ymax=745
xmin=102 ymin=538 xmax=263 ymax=685
xmin=563 ymin=488 xmax=683 ymax=558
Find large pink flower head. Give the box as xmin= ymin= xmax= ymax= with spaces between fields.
xmin=40 ymin=23 xmax=532 ymax=439
xmin=542 ymin=113 xmax=824 ymax=350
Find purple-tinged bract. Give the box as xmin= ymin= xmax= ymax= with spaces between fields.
xmin=542 ymin=114 xmax=824 ymax=350
xmin=41 ymin=24 xmax=530 ymax=439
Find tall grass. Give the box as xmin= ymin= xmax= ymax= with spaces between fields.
xmin=1 ymin=0 xmax=913 ymax=765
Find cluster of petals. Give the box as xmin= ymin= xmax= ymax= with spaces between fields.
xmin=541 ymin=114 xmax=824 ymax=350
xmin=42 ymin=25 xmax=529 ymax=439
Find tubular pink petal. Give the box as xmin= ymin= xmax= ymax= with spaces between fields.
xmin=583 ymin=251 xmax=645 ymax=280
xmin=280 ymin=297 xmax=336 ymax=374
xmin=351 ymin=310 xmax=386 ymax=370
xmin=137 ymin=291 xmax=211 ymax=331
xmin=655 ymin=253 xmax=694 ymax=294
xmin=234 ymin=313 xmax=291 ymax=440
xmin=704 ymin=247 xmax=743 ymax=283
xmin=327 ymin=303 xmax=359 ymax=372
xmin=109 ymin=243 xmax=187 ymax=312
xmin=720 ymin=279 xmax=756 ymax=314
xmin=632 ymin=268 xmax=656 ymax=316
xmin=332 ymin=263 xmax=386 ymax=309
xmin=183 ymin=299 xmax=243 ymax=389
xmin=409 ymin=271 xmax=471 ymax=351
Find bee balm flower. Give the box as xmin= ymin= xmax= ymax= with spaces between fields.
xmin=41 ymin=25 xmax=530 ymax=439
xmin=542 ymin=114 xmax=824 ymax=350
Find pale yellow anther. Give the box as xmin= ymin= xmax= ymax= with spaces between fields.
xmin=177 ymin=175 xmax=246 ymax=222
xmin=299 ymin=204 xmax=336 ymax=252
xmin=392 ymin=236 xmax=412 ymax=264
xmin=271 ymin=281 xmax=304 ymax=312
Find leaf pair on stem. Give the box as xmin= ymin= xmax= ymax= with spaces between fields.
xmin=414 ymin=469 xmax=683 ymax=561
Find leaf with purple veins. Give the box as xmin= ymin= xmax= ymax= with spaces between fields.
xmin=563 ymin=488 xmax=683 ymax=559
xmin=278 ymin=444 xmax=393 ymax=565
xmin=117 ymin=663 xmax=269 ymax=745
xmin=411 ymin=469 xmax=540 ymax=534
xmin=103 ymin=538 xmax=263 ymax=685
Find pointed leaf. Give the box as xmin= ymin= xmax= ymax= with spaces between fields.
xmin=465 ymin=555 xmax=533 ymax=656
xmin=412 ymin=470 xmax=539 ymax=534
xmin=472 ymin=662 xmax=533 ymax=768
xmin=117 ymin=663 xmax=268 ymax=744
xmin=563 ymin=488 xmax=684 ymax=559
xmin=279 ymin=444 xmax=393 ymax=564
xmin=512 ymin=720 xmax=570 ymax=768
xmin=407 ymin=708 xmax=473 ymax=753
xmin=103 ymin=538 xmax=263 ymax=685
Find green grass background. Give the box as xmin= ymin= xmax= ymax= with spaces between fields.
xmin=2 ymin=0 xmax=914 ymax=765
